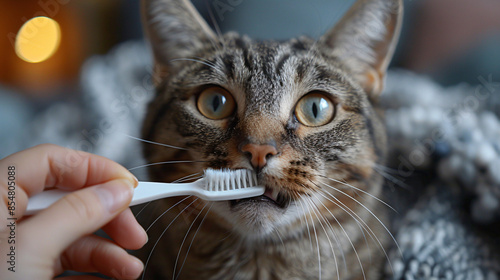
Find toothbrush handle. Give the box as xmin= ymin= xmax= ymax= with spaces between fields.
xmin=25 ymin=189 xmax=71 ymax=215
xmin=25 ymin=181 xmax=201 ymax=215
xmin=130 ymin=181 xmax=200 ymax=206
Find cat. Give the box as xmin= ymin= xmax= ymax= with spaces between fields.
xmin=137 ymin=0 xmax=402 ymax=279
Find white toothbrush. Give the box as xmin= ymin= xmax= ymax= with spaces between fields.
xmin=26 ymin=169 xmax=264 ymax=215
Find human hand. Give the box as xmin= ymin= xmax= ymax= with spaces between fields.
xmin=0 ymin=144 xmax=147 ymax=280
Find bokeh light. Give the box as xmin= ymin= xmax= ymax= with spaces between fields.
xmin=15 ymin=16 xmax=61 ymax=63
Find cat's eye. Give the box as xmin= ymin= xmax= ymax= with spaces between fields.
xmin=295 ymin=93 xmax=335 ymax=127
xmin=197 ymin=87 xmax=236 ymax=120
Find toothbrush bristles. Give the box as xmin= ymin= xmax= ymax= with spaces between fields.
xmin=204 ymin=169 xmax=258 ymax=191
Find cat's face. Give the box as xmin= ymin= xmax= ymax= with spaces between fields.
xmin=141 ymin=0 xmax=401 ymax=241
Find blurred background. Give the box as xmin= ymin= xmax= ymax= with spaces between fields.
xmin=1 ymin=0 xmax=499 ymax=159
xmin=0 ymin=0 xmax=142 ymax=96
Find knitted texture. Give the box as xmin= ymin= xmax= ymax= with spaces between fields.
xmin=381 ymin=71 xmax=500 ymax=279
xmin=381 ymin=70 xmax=500 ymax=223
xmin=387 ymin=185 xmax=500 ymax=279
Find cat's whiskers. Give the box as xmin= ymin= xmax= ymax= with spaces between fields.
xmin=173 ymin=202 xmax=209 ymax=280
xmin=317 ymin=180 xmax=387 ymax=246
xmin=134 ymin=173 xmax=202 ymax=219
xmin=191 ymin=55 xmax=219 ymax=69
xmin=142 ymin=198 xmax=199 ymax=280
xmin=317 ymin=183 xmax=398 ymax=274
xmin=298 ymin=185 xmax=346 ymax=265
xmin=372 ymin=163 xmax=401 ymax=175
xmin=306 ymin=38 xmax=320 ymax=61
xmin=273 ymin=228 xmax=286 ymax=249
xmin=306 ymin=190 xmax=367 ymax=280
xmin=124 ymin=134 xmax=188 ymax=150
xmin=170 ymin=57 xmax=226 ymax=75
xmin=295 ymin=199 xmax=315 ymax=251
xmin=302 ymin=197 xmax=322 ymax=280
xmin=321 ymin=175 xmax=397 ymax=213
xmin=173 ymin=174 xmax=203 ymax=184
xmin=176 ymin=202 xmax=214 ymax=280
xmin=317 ymin=187 xmax=386 ymax=267
xmin=135 ymin=203 xmax=151 ymax=219
xmin=314 ymin=202 xmax=348 ymax=277
xmin=314 ymin=209 xmax=341 ymax=280
xmin=372 ymin=163 xmax=410 ymax=190
xmin=315 ymin=188 xmax=372 ymax=260
xmin=296 ymin=199 xmax=314 ymax=252
xmin=203 ymin=0 xmax=225 ymax=52
xmin=218 ymin=230 xmax=234 ymax=243
xmin=146 ymin=196 xmax=192 ymax=232
xmin=304 ymin=1 xmax=332 ymax=59
xmin=318 ymin=180 xmax=400 ymax=253
xmin=128 ymin=160 xmax=207 ymax=171
xmin=318 ymin=184 xmax=381 ymax=238
xmin=303 ymin=11 xmax=322 ymax=59
xmin=314 ymin=177 xmax=391 ymax=252
xmin=301 ymin=195 xmax=341 ymax=280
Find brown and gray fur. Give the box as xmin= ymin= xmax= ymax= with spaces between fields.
xmin=137 ymin=0 xmax=403 ymax=279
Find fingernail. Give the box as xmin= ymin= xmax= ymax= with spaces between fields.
xmin=125 ymin=174 xmax=139 ymax=189
xmin=132 ymin=175 xmax=139 ymax=188
xmin=141 ymin=227 xmax=149 ymax=246
xmin=94 ymin=180 xmax=134 ymax=213
xmin=129 ymin=255 xmax=145 ymax=276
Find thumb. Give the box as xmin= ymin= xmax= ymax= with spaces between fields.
xmin=19 ymin=179 xmax=135 ymax=257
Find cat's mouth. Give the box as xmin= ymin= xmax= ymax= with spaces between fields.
xmin=230 ymin=187 xmax=289 ymax=208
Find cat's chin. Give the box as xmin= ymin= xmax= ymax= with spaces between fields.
xmin=210 ymin=195 xmax=299 ymax=241
xmin=230 ymin=187 xmax=289 ymax=208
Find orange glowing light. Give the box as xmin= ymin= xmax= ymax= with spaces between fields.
xmin=15 ymin=16 xmax=61 ymax=63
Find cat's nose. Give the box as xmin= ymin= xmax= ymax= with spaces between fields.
xmin=241 ymin=143 xmax=278 ymax=170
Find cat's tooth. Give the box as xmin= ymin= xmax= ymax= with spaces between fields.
xmin=271 ymin=189 xmax=279 ymax=202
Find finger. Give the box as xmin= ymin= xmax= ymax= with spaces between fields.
xmin=0 ymin=144 xmax=137 ymax=218
xmin=19 ymin=179 xmax=134 ymax=256
xmin=54 ymin=235 xmax=143 ymax=280
xmin=57 ymin=276 xmax=105 ymax=280
xmin=0 ymin=162 xmax=29 ymax=221
xmin=102 ymin=208 xmax=148 ymax=250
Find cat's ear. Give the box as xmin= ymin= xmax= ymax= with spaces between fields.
xmin=141 ymin=0 xmax=217 ymax=84
xmin=319 ymin=0 xmax=402 ymax=99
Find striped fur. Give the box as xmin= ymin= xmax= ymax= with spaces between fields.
xmin=138 ymin=0 xmax=402 ymax=279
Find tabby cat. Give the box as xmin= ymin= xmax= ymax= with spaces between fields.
xmin=138 ymin=0 xmax=402 ymax=279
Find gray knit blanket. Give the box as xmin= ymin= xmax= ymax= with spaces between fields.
xmin=2 ymin=41 xmax=500 ymax=279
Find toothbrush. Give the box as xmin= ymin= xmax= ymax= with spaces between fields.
xmin=25 ymin=169 xmax=264 ymax=215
